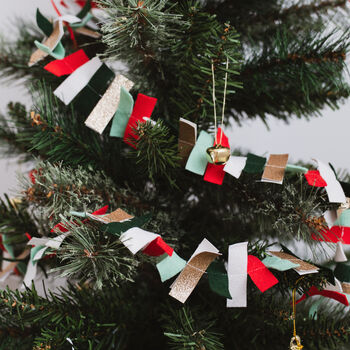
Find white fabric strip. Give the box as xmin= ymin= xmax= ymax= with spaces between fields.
xmin=223 ymin=156 xmax=247 ymax=179
xmin=188 ymin=238 xmax=220 ymax=261
xmin=54 ymin=57 xmax=103 ymax=105
xmin=120 ymin=227 xmax=159 ymax=255
xmin=21 ymin=261 xmax=38 ymax=289
xmin=27 ymin=234 xmax=68 ymax=250
xmin=58 ymin=15 xmax=81 ymax=24
xmin=334 ymin=242 xmax=347 ymax=262
xmin=324 ymin=277 xmax=343 ymax=292
xmin=27 ymin=237 xmax=49 ymax=247
xmin=227 ymin=242 xmax=248 ymax=308
xmin=316 ymin=159 xmax=346 ymax=203
xmin=323 ymin=210 xmax=337 ymax=228
xmin=46 ymin=234 xmax=68 ymax=249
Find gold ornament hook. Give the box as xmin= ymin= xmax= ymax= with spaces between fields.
xmin=290 ymin=335 xmax=303 ymax=350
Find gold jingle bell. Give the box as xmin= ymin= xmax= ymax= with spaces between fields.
xmin=290 ymin=335 xmax=303 ymax=350
xmin=206 ymin=144 xmax=230 ymax=165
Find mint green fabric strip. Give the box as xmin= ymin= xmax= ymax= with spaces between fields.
xmin=30 ymin=245 xmax=46 ymax=265
xmin=262 ymin=255 xmax=300 ymax=271
xmin=309 ymin=297 xmax=323 ymax=320
xmin=110 ymin=87 xmax=134 ymax=138
xmin=71 ymin=13 xmax=93 ymax=28
xmin=185 ymin=131 xmax=214 ymax=176
xmin=35 ymin=41 xmax=65 ymax=60
xmin=285 ymin=164 xmax=308 ymax=174
xmin=156 ymin=252 xmax=186 ymax=282
xmin=69 ymin=211 xmax=88 ymax=218
xmin=335 ymin=209 xmax=350 ymax=227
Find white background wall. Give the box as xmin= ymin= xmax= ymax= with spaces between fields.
xmin=0 ymin=0 xmax=349 ymax=198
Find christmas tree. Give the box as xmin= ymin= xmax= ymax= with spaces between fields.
xmin=0 ymin=0 xmax=350 ymax=349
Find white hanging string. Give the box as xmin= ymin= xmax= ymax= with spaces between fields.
xmin=211 ymin=60 xmax=218 ymax=144
xmin=220 ymin=57 xmax=229 ymax=145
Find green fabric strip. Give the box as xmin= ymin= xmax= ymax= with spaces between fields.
xmin=72 ymin=63 xmax=115 ymax=115
xmin=2 ymin=234 xmax=15 ymax=258
xmin=243 ymin=153 xmax=266 ymax=174
xmin=207 ymin=261 xmax=231 ymax=299
xmin=334 ymin=263 xmax=350 ymax=283
xmin=77 ymin=0 xmax=92 ymax=19
xmin=110 ymin=87 xmax=134 ymax=137
xmin=340 ymin=181 xmax=350 ymax=197
xmin=185 ymin=131 xmax=214 ymax=176
xmin=17 ymin=261 xmax=27 ymax=275
xmin=104 ymin=215 xmax=151 ymax=236
xmin=156 ymin=252 xmax=186 ymax=282
xmin=36 ymin=8 xmax=53 ymax=36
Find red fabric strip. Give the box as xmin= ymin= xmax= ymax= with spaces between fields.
xmin=311 ymin=226 xmax=350 ymax=244
xmin=51 ymin=0 xmax=62 ymax=15
xmin=91 ymin=205 xmax=109 ymax=216
xmin=203 ymin=128 xmax=230 ymax=185
xmin=296 ymin=286 xmax=349 ymax=306
xmin=44 ymin=50 xmax=89 ymax=76
xmin=123 ymin=94 xmax=157 ymax=148
xmin=76 ymin=0 xmax=98 ymax=8
xmin=60 ymin=1 xmax=69 ymax=8
xmin=142 ymin=237 xmax=174 ymax=257
xmin=0 ymin=235 xmax=5 ymax=252
xmin=247 ymin=255 xmax=279 ymax=292
xmin=25 ymin=233 xmax=32 ymax=241
xmin=305 ymin=170 xmax=327 ymax=187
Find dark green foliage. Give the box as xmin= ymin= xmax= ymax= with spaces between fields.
xmin=0 ymin=195 xmax=39 ymax=256
xmin=54 ymin=221 xmax=138 ymax=289
xmin=21 ymin=161 xmax=120 ymax=219
xmin=131 ymin=120 xmax=181 ymax=186
xmin=162 ymin=306 xmax=224 ymax=350
xmin=229 ymin=27 xmax=350 ymax=122
xmin=100 ymin=0 xmax=242 ymax=127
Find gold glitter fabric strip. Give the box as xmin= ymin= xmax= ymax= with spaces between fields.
xmin=262 ymin=154 xmax=289 ymax=183
xmin=100 ymin=208 xmax=134 ymax=223
xmin=29 ymin=21 xmax=62 ymax=66
xmin=169 ymin=251 xmax=219 ymax=303
xmin=178 ymin=118 xmax=197 ymax=166
xmin=84 ymin=75 xmax=134 ymax=134
xmin=75 ymin=27 xmax=102 ymax=39
xmin=269 ymin=251 xmax=318 ymax=273
xmin=342 ymin=282 xmax=350 ymax=294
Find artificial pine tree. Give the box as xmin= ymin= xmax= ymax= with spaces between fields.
xmin=0 ymin=0 xmax=350 ymax=349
